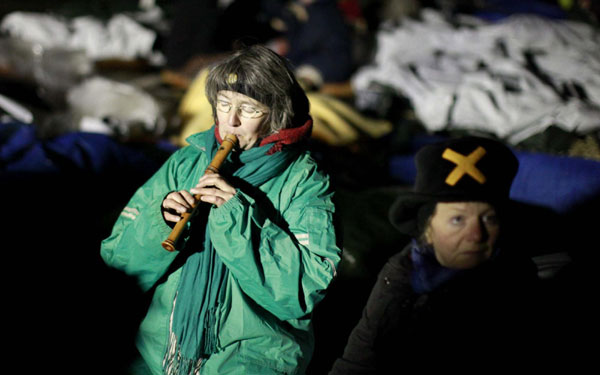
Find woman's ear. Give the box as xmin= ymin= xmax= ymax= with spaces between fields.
xmin=424 ymin=225 xmax=433 ymax=245
xmin=417 ymin=202 xmax=437 ymax=244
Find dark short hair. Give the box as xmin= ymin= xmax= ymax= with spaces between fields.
xmin=205 ymin=44 xmax=309 ymax=135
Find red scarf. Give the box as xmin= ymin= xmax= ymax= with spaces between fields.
xmin=215 ymin=118 xmax=313 ymax=155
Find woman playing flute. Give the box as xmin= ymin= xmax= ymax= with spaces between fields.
xmin=101 ymin=44 xmax=341 ymax=375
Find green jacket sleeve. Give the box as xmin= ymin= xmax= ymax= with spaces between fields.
xmin=208 ymin=157 xmax=341 ymax=321
xmin=100 ymin=147 xmax=198 ymax=292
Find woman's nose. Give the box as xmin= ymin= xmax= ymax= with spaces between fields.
xmin=466 ymin=220 xmax=484 ymax=242
xmin=225 ymin=108 xmax=241 ymax=126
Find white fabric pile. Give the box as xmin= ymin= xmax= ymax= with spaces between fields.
xmin=0 ymin=11 xmax=162 ymax=63
xmin=352 ymin=9 xmax=600 ymax=144
xmin=67 ymin=77 xmax=165 ymax=136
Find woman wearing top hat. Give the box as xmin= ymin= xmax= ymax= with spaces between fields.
xmin=329 ymin=136 xmax=543 ymax=374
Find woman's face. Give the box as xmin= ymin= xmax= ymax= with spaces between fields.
xmin=425 ymin=201 xmax=500 ymax=269
xmin=216 ymin=90 xmax=269 ymax=150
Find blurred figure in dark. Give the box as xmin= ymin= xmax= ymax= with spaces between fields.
xmin=264 ymin=0 xmax=354 ymax=90
xmin=162 ymin=0 xmax=353 ymax=90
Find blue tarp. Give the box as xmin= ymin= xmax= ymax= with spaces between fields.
xmin=474 ymin=0 xmax=566 ymax=21
xmin=4 ymin=121 xmax=598 ymax=216
xmin=0 ymin=122 xmax=176 ymax=178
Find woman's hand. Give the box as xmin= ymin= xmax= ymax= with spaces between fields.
xmin=162 ymin=190 xmax=196 ymax=223
xmin=190 ymin=173 xmax=237 ymax=208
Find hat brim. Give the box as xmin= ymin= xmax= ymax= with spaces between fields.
xmin=388 ymin=191 xmax=515 ymax=237
xmin=388 ymin=191 xmax=435 ymax=238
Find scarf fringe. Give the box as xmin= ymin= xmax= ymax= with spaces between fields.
xmin=163 ymin=293 xmax=205 ymax=375
xmin=163 ymin=330 xmax=203 ymax=375
xmin=163 ymin=295 xmax=221 ymax=375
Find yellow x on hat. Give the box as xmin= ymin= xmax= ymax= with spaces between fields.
xmin=442 ymin=146 xmax=487 ymax=186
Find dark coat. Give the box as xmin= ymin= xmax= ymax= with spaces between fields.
xmin=329 ymin=244 xmax=542 ymax=374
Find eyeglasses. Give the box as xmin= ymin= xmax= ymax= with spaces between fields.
xmin=216 ymin=99 xmax=268 ymax=119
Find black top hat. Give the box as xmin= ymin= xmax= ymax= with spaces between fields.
xmin=389 ymin=136 xmax=519 ymax=237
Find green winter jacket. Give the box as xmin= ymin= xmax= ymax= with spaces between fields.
xmin=100 ymin=128 xmax=341 ymax=375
